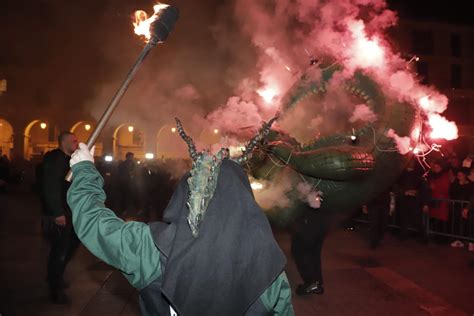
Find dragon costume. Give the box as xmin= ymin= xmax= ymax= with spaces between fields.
xmin=249 ymin=61 xmax=420 ymax=226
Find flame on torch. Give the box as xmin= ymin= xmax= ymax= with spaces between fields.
xmin=133 ymin=3 xmax=169 ymax=42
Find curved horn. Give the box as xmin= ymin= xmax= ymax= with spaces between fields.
xmin=175 ymin=117 xmax=198 ymax=161
xmin=236 ymin=114 xmax=279 ymax=164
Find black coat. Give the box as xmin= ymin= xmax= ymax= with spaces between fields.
xmin=40 ymin=149 xmax=71 ymax=217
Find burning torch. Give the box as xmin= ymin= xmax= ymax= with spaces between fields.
xmin=66 ymin=4 xmax=179 ymax=181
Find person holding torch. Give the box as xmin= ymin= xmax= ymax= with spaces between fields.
xmin=67 ymin=118 xmax=293 ymax=315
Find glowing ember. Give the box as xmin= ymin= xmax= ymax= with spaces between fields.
xmin=428 ymin=114 xmax=458 ymax=140
xmin=133 ymin=3 xmax=169 ymax=42
xmin=257 ymin=86 xmax=279 ymax=103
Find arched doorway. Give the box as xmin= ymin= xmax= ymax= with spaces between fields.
xmin=70 ymin=121 xmax=103 ymax=157
xmin=156 ymin=124 xmax=187 ymax=159
xmin=113 ymin=124 xmax=146 ymax=160
xmin=0 ymin=118 xmax=14 ymax=159
xmin=24 ymin=120 xmax=57 ymax=160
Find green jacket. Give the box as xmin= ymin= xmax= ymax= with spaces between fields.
xmin=67 ymin=161 xmax=294 ymax=315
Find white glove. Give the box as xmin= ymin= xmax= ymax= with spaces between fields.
xmin=70 ymin=143 xmax=95 ymax=167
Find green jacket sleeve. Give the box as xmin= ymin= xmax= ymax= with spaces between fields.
xmin=67 ymin=161 xmax=161 ymax=290
xmin=260 ymin=272 xmax=294 ymax=315
xmin=41 ymin=152 xmax=67 ymax=216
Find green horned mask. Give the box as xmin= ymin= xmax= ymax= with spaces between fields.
xmin=175 ymin=116 xmax=278 ymax=237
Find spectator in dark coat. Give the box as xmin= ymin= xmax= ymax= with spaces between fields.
xmin=40 ymin=132 xmax=80 ymax=304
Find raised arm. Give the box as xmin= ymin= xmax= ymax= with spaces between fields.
xmin=67 ymin=145 xmax=161 ymax=290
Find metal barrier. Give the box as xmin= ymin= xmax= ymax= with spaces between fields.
xmin=425 ymin=199 xmax=474 ymax=242
xmin=351 ymin=198 xmax=474 ymax=243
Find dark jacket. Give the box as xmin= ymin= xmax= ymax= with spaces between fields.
xmin=41 ymin=149 xmax=71 ymax=217
xmin=449 ymin=181 xmax=473 ymax=201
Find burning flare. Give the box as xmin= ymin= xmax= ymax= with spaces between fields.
xmin=257 ymin=85 xmax=279 ymax=104
xmin=348 ymin=20 xmax=385 ymax=69
xmin=133 ymin=3 xmax=169 ymax=42
xmin=428 ymin=113 xmax=458 ymax=140
xmin=417 ymin=95 xmax=458 ymax=141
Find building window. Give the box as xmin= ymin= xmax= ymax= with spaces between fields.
xmin=451 ymin=64 xmax=462 ymax=88
xmin=451 ymin=33 xmax=461 ymax=57
xmin=416 ymin=61 xmax=429 ymax=84
xmin=412 ymin=30 xmax=434 ymax=55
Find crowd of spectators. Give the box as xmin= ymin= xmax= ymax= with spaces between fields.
xmin=361 ymin=146 xmax=474 ymax=254
xmin=95 ymin=152 xmax=191 ymax=222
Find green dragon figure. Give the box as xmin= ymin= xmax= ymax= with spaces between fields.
xmin=249 ymin=61 xmax=421 ymax=226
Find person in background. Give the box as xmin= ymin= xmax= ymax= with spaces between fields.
xmin=366 ymin=190 xmax=392 ymax=249
xmin=448 ymin=156 xmax=461 ymax=183
xmin=0 ymin=154 xmax=10 ymax=194
xmin=40 ymin=132 xmax=80 ymax=304
xmin=292 ymin=205 xmax=332 ymax=296
xmin=395 ymin=160 xmax=428 ymax=241
xmin=117 ymin=152 xmax=137 ymax=215
xmin=0 ymin=155 xmax=10 ymax=225
xmin=424 ymin=161 xmax=451 ymax=241
xmin=449 ymin=169 xmax=474 ymax=250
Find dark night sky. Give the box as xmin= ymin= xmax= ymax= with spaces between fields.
xmin=0 ymin=0 xmax=473 ymax=122
xmin=387 ymin=0 xmax=474 ymax=25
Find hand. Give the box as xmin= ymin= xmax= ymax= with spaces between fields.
xmin=70 ymin=143 xmax=95 ymax=167
xmin=422 ymin=205 xmax=429 ymax=213
xmin=54 ymin=215 xmax=66 ymax=227
xmin=462 ymin=208 xmax=469 ymax=219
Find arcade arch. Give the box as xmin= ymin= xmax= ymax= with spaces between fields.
xmin=113 ymin=124 xmax=146 ymax=160
xmin=70 ymin=121 xmax=103 ymax=156
xmin=24 ymin=120 xmax=57 ymax=160
xmin=0 ymin=118 xmax=13 ymax=159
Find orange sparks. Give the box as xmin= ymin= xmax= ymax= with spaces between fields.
xmin=133 ymin=3 xmax=169 ymax=42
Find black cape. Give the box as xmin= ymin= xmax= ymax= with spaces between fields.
xmin=149 ymin=159 xmax=286 ymax=315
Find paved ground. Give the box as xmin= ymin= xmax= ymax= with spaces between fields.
xmin=0 ymin=189 xmax=473 ymax=316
